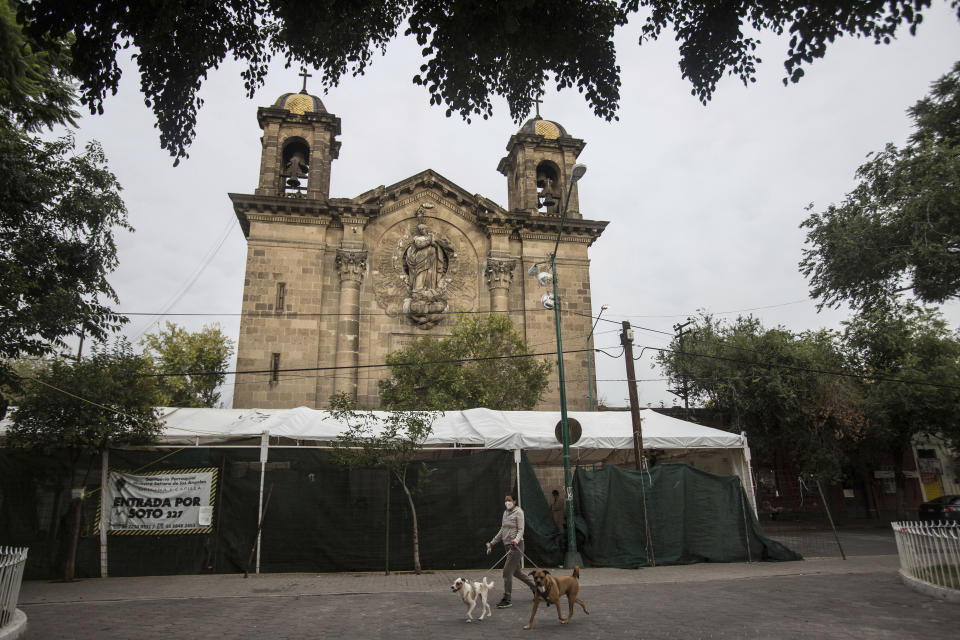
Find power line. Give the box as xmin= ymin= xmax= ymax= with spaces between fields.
xmin=644 ymin=344 xmax=960 ymax=391
xmin=129 ymin=215 xmax=237 ymax=340
xmin=131 ymin=347 xmax=596 ymax=379
xmin=125 ymin=337 xmax=960 ymax=392
xmin=19 ymin=376 xmax=156 ymax=425
xmin=620 ymin=298 xmax=812 ymax=319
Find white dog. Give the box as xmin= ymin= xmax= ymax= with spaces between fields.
xmin=450 ymin=576 xmax=495 ymax=622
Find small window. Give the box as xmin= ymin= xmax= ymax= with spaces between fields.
xmin=882 ymin=478 xmax=896 ymax=495
xmin=271 ymin=353 xmax=280 ymax=383
xmin=276 ymin=282 xmax=286 ymax=312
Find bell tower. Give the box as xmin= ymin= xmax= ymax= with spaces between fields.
xmin=497 ymin=115 xmax=586 ymax=217
xmin=254 ymin=85 xmax=341 ymax=200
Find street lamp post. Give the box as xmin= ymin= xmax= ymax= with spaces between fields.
xmin=586 ymin=304 xmax=609 ymax=411
xmin=530 ymin=162 xmax=587 ymax=569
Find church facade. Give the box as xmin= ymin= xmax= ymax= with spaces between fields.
xmin=230 ymin=89 xmax=608 ymax=411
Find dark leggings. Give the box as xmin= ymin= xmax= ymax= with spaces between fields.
xmin=502 ymin=541 xmax=535 ymax=599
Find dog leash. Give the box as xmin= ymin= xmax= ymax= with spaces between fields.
xmin=519 ymin=549 xmax=541 ymax=570
xmin=486 ymin=551 xmax=508 ymax=572
xmin=486 ymin=547 xmax=542 ymax=571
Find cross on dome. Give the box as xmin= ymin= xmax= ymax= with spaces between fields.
xmin=299 ymin=68 xmax=313 ymax=94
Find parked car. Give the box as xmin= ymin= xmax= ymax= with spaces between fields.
xmin=918 ymin=495 xmax=960 ymax=522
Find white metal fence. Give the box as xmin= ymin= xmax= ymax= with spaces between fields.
xmin=891 ymin=521 xmax=960 ymax=591
xmin=0 ymin=546 xmax=28 ymax=628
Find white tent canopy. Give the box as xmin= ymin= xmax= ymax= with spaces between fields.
xmin=152 ymin=406 xmax=745 ymax=450
xmin=151 ymin=406 xmax=757 ymax=514
xmin=2 ymin=405 xmax=758 ymax=575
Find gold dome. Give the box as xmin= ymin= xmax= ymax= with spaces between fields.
xmin=273 ymin=91 xmax=327 ymax=115
xmin=519 ymin=116 xmax=567 ymax=140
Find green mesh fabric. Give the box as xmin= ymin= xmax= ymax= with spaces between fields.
xmin=1 ymin=449 xmax=797 ymax=579
xmin=0 ymin=448 xmax=515 ymax=578
xmin=517 ymin=451 xmax=563 ymax=567
xmin=570 ymin=463 xmax=801 ymax=567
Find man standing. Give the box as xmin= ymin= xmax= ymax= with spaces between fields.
xmin=486 ymin=494 xmax=536 ymax=608
xmin=550 ymin=488 xmax=565 ymax=531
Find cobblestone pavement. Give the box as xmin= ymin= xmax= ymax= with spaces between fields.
xmin=18 ymin=555 xmax=960 ymax=639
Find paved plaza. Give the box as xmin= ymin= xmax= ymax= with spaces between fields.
xmin=14 ymin=530 xmax=960 ymax=639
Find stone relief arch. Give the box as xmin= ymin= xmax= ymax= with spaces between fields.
xmin=370 ymin=201 xmax=480 ymax=329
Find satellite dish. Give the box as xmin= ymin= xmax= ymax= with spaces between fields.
xmin=555 ymin=418 xmax=582 ymax=445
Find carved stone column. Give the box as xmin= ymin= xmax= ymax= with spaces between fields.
xmin=485 ymin=257 xmax=516 ymax=313
xmin=333 ymin=249 xmax=367 ymax=399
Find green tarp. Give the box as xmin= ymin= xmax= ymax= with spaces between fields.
xmin=0 ymin=448 xmax=515 ymax=579
xmin=1 ymin=448 xmax=797 ymax=579
xmin=568 ymin=462 xmax=801 ymax=567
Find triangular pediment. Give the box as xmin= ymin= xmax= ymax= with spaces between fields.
xmin=352 ymin=169 xmax=505 ymax=219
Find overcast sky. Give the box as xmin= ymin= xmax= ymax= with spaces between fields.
xmin=66 ymin=4 xmax=960 ymax=410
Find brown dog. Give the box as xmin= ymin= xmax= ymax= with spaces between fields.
xmin=523 ymin=567 xmax=589 ymax=629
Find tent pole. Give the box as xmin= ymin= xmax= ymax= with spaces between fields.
xmin=514 ymin=449 xmax=521 ymax=507
xmin=515 ymin=448 xmax=522 ymax=571
xmin=816 ymin=479 xmax=846 ymax=560
xmin=99 ymin=448 xmax=109 ymax=578
xmin=741 ymin=432 xmax=758 ymax=515
xmin=256 ymin=432 xmax=269 ymax=574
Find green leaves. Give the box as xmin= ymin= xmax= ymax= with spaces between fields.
xmin=327 ymin=392 xmax=436 ymax=479
xmin=656 ymin=314 xmax=864 ymax=481
xmin=841 ymin=302 xmax=960 ymax=460
xmin=801 ymin=61 xmax=960 ymax=310
xmin=0 ymin=1 xmax=77 ymax=131
xmin=140 ymin=322 xmax=235 ymax=408
xmin=18 ymin=1 xmax=948 ymax=162
xmin=377 ymin=314 xmax=551 ymax=410
xmin=0 ymin=117 xmax=130 ymax=399
xmin=630 ymin=1 xmax=933 ymax=105
xmin=657 ymin=306 xmax=960 ymax=481
xmin=8 ymin=339 xmax=163 ymax=452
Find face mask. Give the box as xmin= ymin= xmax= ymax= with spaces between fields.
xmin=505 ymin=501 xmax=514 ymax=510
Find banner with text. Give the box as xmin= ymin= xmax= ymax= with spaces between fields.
xmin=103 ymin=469 xmax=217 ymax=534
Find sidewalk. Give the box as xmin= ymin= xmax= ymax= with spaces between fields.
xmin=18 ymin=554 xmax=960 ymax=640
xmin=19 ymin=554 xmax=901 ymax=605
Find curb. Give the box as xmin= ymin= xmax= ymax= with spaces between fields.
xmin=0 ymin=610 xmax=28 ymax=640
xmin=899 ymin=569 xmax=960 ymax=603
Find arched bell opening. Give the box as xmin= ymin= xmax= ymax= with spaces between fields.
xmin=535 ymin=161 xmax=561 ymax=214
xmin=281 ymin=137 xmax=311 ymax=196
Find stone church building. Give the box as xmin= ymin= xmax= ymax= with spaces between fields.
xmin=230 ymin=88 xmax=608 ymax=411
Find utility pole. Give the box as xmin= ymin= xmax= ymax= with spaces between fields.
xmin=621 ymin=320 xmax=656 ymax=567
xmin=620 ymin=321 xmax=644 ymax=470
xmin=669 ymin=319 xmax=693 ymax=418
xmin=73 ymin=329 xmax=86 ymax=362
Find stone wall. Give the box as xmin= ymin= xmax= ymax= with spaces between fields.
xmin=232 ymin=185 xmax=600 ymax=411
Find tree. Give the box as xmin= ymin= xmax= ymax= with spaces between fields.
xmin=16 ymin=1 xmax=957 ymax=163
xmin=841 ymin=301 xmax=960 ymax=517
xmin=656 ymin=314 xmax=865 ymax=482
xmin=801 ymin=60 xmax=960 ymax=310
xmin=0 ymin=0 xmax=77 ymax=131
xmin=378 ymin=314 xmax=550 ymax=410
xmin=0 ymin=3 xmax=130 ymax=418
xmin=327 ymin=393 xmax=436 ymax=574
xmin=8 ymin=339 xmax=163 ymax=580
xmin=141 ymin=322 xmax=235 ymax=407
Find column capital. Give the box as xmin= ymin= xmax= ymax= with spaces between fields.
xmin=485 ymin=257 xmax=516 ymax=291
xmin=336 ymin=248 xmax=368 ymax=283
